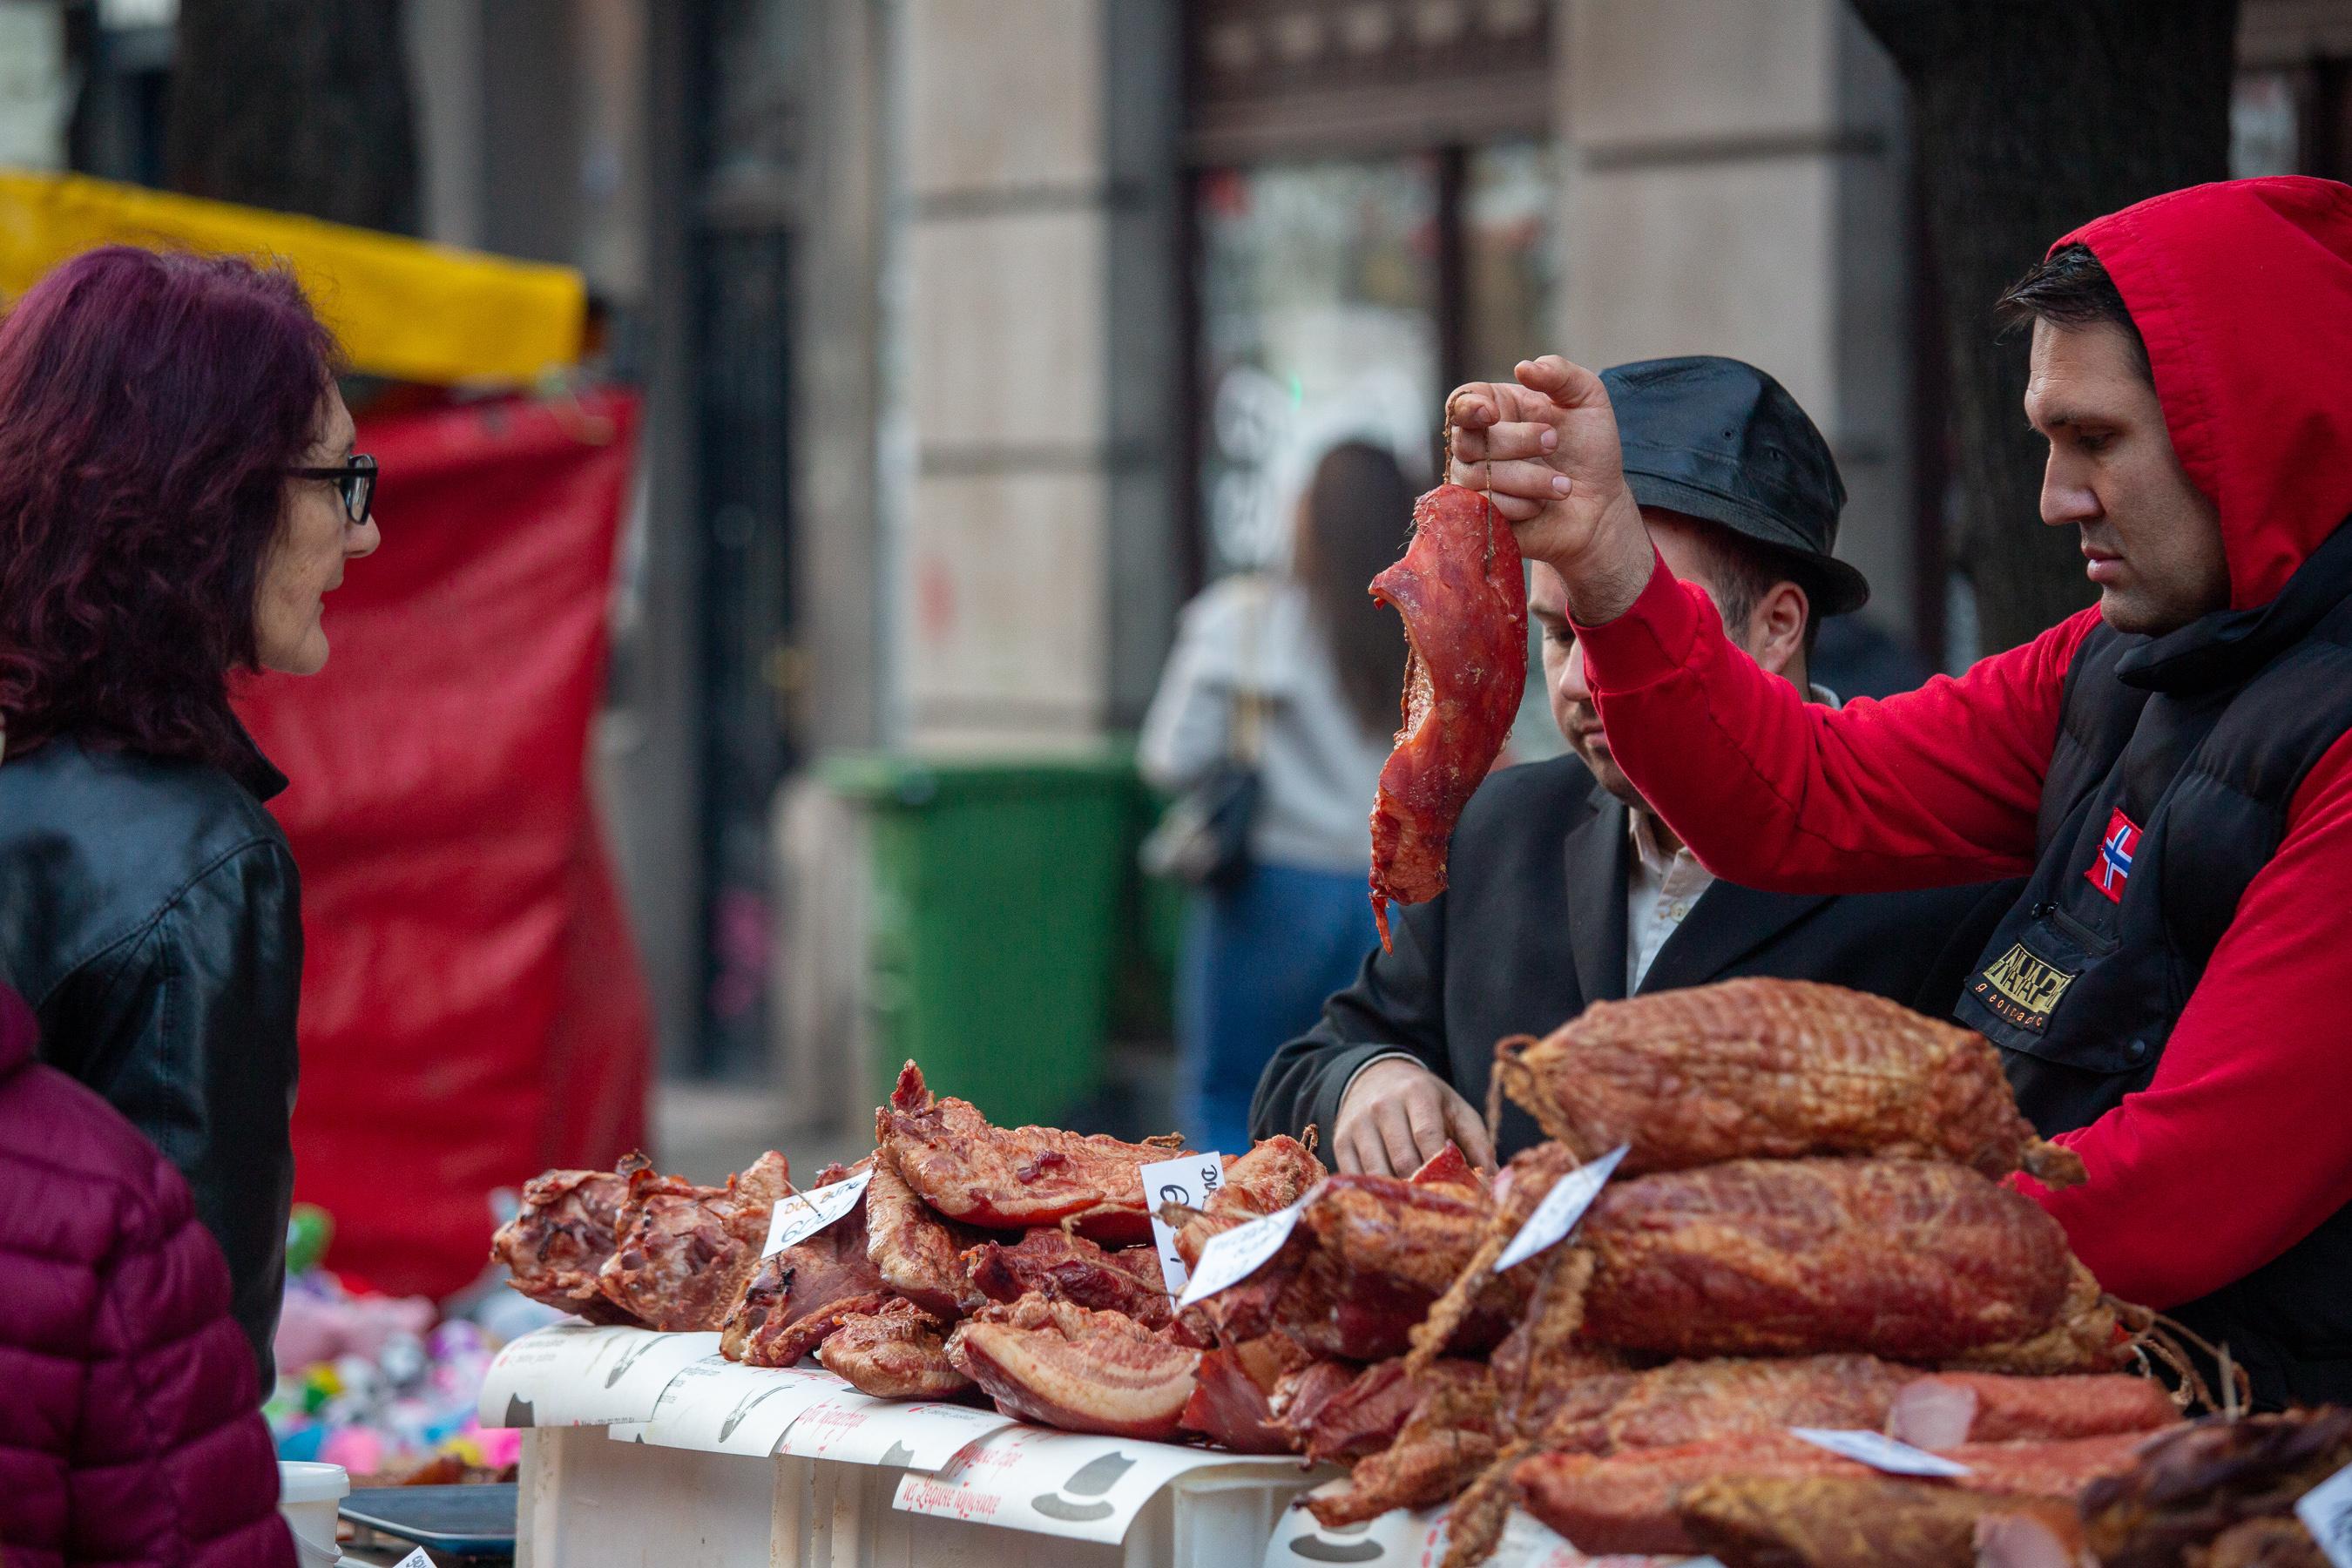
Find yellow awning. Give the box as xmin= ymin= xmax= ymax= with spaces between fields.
xmin=0 ymin=168 xmax=585 ymax=385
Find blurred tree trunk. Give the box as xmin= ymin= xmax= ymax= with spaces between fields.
xmin=1851 ymin=1 xmax=2238 ymax=654
xmin=166 ymin=0 xmax=420 ymax=236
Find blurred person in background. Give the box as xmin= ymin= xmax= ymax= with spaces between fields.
xmin=1141 ymin=442 xmax=1412 ymax=1155
xmin=0 ymin=246 xmax=380 ymax=1389
xmin=0 ymin=977 xmax=296 ymax=1568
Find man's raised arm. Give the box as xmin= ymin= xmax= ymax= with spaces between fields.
xmin=1448 ymin=356 xmax=2078 ymax=893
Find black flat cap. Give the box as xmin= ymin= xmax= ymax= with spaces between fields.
xmin=1599 ymin=355 xmax=1869 ymax=616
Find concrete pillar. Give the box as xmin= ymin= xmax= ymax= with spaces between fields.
xmin=1558 ymin=0 xmax=1917 ymax=642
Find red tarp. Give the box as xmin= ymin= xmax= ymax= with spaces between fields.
xmin=234 ymin=389 xmax=650 ymax=1301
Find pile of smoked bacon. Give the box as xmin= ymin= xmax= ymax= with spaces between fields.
xmin=486 ymin=979 xmax=2349 ymax=1568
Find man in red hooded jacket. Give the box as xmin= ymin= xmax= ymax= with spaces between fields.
xmin=1444 ymin=176 xmax=2352 ymax=1409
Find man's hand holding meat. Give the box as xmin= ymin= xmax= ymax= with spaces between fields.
xmin=1456 ymin=177 xmax=2352 ymax=1410
xmin=1269 ymin=357 xmax=2017 ymax=1180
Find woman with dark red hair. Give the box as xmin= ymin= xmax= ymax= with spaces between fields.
xmin=0 ymin=245 xmax=379 ymax=1389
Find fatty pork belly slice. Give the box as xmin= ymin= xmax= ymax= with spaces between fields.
xmin=1367 ymin=482 xmax=1528 ymax=951
xmin=963 ymin=1227 xmax=1174 ymax=1329
xmin=720 ymin=1161 xmax=889 ymax=1365
xmin=1516 ymin=1431 xmax=2148 ymax=1558
xmin=596 ymin=1150 xmax=793 ymax=1332
xmin=877 ymin=1060 xmax=1185 ymax=1246
xmin=817 ymin=1298 xmax=973 ymax=1399
xmin=1574 ymin=1158 xmax=2075 ymax=1361
xmin=1495 ymin=977 xmax=2085 ymax=1186
xmin=943 ymin=1292 xmax=1200 ymax=1440
xmin=490 ymin=1152 xmax=652 ymax=1324
xmin=864 ymin=1158 xmax=989 ymax=1316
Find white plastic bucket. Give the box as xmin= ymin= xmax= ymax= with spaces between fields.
xmin=277 ymin=1461 xmax=348 ymax=1568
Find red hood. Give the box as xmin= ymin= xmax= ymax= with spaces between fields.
xmin=2061 ymin=177 xmax=2352 ymax=611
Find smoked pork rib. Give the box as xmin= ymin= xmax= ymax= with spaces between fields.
xmin=1367 ymin=483 xmax=1527 ymax=950
xmin=720 ymin=1161 xmax=889 ymax=1366
xmin=490 ymin=1153 xmax=652 ymax=1325
xmin=817 ymin=1298 xmax=973 ymax=1398
xmin=1887 ymin=1371 xmax=2178 ymax=1450
xmin=1497 ymin=977 xmax=2085 ymax=1186
xmin=944 ymin=1292 xmax=1200 ymax=1439
xmin=1201 ymin=1173 xmax=1526 ymax=1361
xmin=963 ymin=1227 xmax=1173 ymax=1329
xmin=597 ymin=1150 xmax=792 ymax=1331
xmin=1572 ymin=1158 xmax=2074 ymax=1359
xmin=877 ymin=1060 xmax=1183 ymax=1246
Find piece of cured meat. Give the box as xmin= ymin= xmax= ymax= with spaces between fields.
xmin=964 ymin=1227 xmax=1173 ymax=1329
xmin=1571 ymin=1158 xmax=2074 ymax=1359
xmin=720 ymin=1161 xmax=889 ymax=1366
xmin=1674 ymin=1475 xmax=2080 ymax=1568
xmin=1305 ymin=1363 xmax=1500 ymax=1528
xmin=865 ymin=1158 xmax=987 ymax=1317
xmin=944 ymin=1292 xmax=1201 ymax=1439
xmin=596 ymin=1150 xmax=792 ymax=1331
xmin=1200 ymin=1173 xmax=1527 ymax=1362
xmin=1409 ymin=1140 xmax=1591 ymax=1373
xmin=878 ymin=1060 xmax=1185 ymax=1246
xmin=817 ymin=1298 xmax=973 ymax=1399
xmin=1487 ymin=1247 xmax=1639 ymax=1441
xmin=1367 ymin=482 xmax=1527 ymax=950
xmin=1549 ymin=1355 xmax=1914 ymax=1456
xmin=1495 ymin=977 xmax=2085 ymax=1185
xmin=2195 ymin=1517 xmax=2329 ymax=1568
xmin=1887 ymin=1371 xmax=2178 ymax=1450
xmin=490 ymin=1153 xmax=652 ymax=1325
xmin=2079 ymin=1409 xmax=2352 ymax=1568
xmin=1285 ymin=1356 xmax=1491 ymax=1465
xmin=1516 ymin=1432 xmax=2146 ymax=1557
xmin=1176 ymin=1347 xmax=1298 ymax=1454
xmin=1408 ymin=1140 xmax=1490 ymax=1194
xmin=1942 ymin=1258 xmax=2133 ymax=1375
xmin=1171 ymin=1135 xmax=1326 ymax=1269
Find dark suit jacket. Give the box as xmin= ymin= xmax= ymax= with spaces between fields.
xmin=1252 ymin=754 xmax=2024 ymax=1160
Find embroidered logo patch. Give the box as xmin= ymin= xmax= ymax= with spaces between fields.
xmin=2085 ymin=807 xmax=2140 ymax=903
xmin=1968 ymin=942 xmax=2081 ymax=1033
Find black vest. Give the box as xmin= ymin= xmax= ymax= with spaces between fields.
xmin=1954 ymin=521 xmax=2352 ymax=1410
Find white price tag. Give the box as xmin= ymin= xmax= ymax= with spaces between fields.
xmin=2295 ymin=1458 xmax=2352 ymax=1568
xmin=764 ymin=1169 xmax=873 ymax=1258
xmin=1493 ymin=1144 xmax=1629 ymax=1273
xmin=390 ymin=1551 xmax=435 ymax=1568
xmin=1139 ymin=1150 xmax=1223 ymax=1293
xmin=1789 ymin=1428 xmax=1973 ymax=1478
xmin=1176 ymin=1198 xmax=1306 ymax=1308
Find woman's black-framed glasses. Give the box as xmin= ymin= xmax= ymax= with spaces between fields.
xmin=288 ymin=453 xmax=377 ymax=525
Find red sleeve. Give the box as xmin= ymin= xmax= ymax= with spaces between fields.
xmin=2012 ymin=730 xmax=2352 ymax=1308
xmin=1575 ymin=552 xmax=2104 ymax=893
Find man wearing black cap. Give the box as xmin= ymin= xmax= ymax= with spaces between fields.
xmin=1250 ymin=355 xmax=2017 ymax=1175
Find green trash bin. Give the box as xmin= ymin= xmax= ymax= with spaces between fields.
xmin=823 ymin=750 xmax=1137 ymax=1129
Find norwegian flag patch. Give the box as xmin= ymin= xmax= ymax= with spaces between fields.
xmin=2085 ymin=807 xmax=2140 ymax=902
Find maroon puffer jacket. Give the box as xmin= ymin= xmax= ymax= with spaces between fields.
xmin=0 ymin=980 xmax=295 ymax=1568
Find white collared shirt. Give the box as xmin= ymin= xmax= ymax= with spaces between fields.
xmin=1622 ymin=681 xmax=1840 ymax=993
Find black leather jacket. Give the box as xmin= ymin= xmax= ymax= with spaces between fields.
xmin=0 ymin=735 xmax=301 ymax=1386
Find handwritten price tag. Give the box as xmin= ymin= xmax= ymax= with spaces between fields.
xmin=1176 ymin=1199 xmax=1306 ymax=1308
xmin=1493 ymin=1144 xmax=1628 ymax=1273
xmin=1139 ymin=1150 xmax=1222 ymax=1293
xmin=764 ymin=1169 xmax=873 ymax=1258
xmin=2295 ymin=1458 xmax=2352 ymax=1568
xmin=1789 ymin=1428 xmax=1973 ymax=1477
